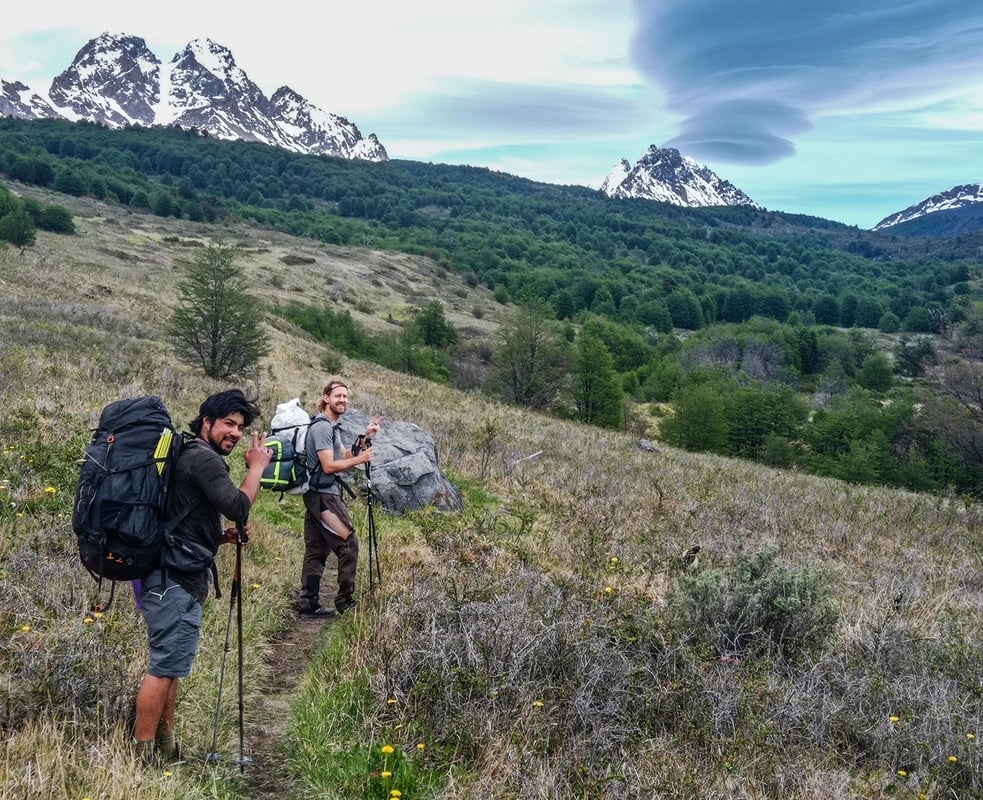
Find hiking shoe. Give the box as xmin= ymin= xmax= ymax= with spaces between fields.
xmin=159 ymin=740 xmax=187 ymax=766
xmin=336 ymin=598 xmax=357 ymax=615
xmin=299 ymin=605 xmax=336 ymax=620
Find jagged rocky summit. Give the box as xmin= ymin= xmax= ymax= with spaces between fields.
xmin=601 ymin=146 xmax=759 ymax=209
xmin=0 ymin=32 xmax=387 ymax=162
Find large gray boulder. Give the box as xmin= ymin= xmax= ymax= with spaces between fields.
xmin=336 ymin=410 xmax=462 ymax=514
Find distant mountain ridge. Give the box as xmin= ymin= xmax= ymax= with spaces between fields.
xmin=873 ymin=183 xmax=983 ymax=235
xmin=0 ymin=32 xmax=387 ymax=162
xmin=600 ymin=146 xmax=760 ymax=210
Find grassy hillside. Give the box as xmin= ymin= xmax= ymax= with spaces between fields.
xmin=0 ymin=192 xmax=980 ymax=799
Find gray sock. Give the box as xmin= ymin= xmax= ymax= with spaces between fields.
xmin=133 ymin=738 xmax=157 ymax=765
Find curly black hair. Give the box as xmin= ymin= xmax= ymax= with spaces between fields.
xmin=189 ymin=389 xmax=261 ymax=434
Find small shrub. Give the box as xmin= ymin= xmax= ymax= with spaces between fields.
xmin=320 ymin=348 xmax=344 ymax=374
xmin=281 ymin=254 xmax=315 ymax=266
xmin=665 ymin=549 xmax=839 ymax=664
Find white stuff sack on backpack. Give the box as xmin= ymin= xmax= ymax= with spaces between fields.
xmin=269 ymin=398 xmax=312 ymax=495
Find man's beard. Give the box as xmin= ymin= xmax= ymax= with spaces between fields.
xmin=209 ymin=432 xmax=237 ymax=454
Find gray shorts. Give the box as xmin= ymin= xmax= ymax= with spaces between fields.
xmin=138 ymin=570 xmax=203 ymax=678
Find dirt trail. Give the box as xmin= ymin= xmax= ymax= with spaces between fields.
xmin=241 ymin=617 xmax=324 ymax=798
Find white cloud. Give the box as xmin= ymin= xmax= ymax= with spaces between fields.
xmin=0 ymin=0 xmax=635 ymax=114
xmin=3 ymin=0 xmax=982 ymax=227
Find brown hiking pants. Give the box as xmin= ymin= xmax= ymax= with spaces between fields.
xmin=299 ymin=491 xmax=358 ymax=612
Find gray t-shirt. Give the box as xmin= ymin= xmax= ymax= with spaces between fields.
xmin=306 ymin=414 xmax=342 ymax=495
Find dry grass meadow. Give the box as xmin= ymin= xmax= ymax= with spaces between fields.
xmin=0 ymin=187 xmax=980 ymax=799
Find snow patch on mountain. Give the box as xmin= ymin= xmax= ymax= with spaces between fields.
xmin=0 ymin=79 xmax=61 ymax=120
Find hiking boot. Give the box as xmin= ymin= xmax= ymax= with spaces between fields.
xmin=156 ymin=733 xmax=187 ymax=765
xmin=336 ymin=598 xmax=357 ymax=615
xmin=298 ymin=604 xmax=336 ymax=620
xmin=165 ymin=743 xmax=187 ymax=766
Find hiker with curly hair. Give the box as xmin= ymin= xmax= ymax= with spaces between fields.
xmin=133 ymin=389 xmax=271 ymax=765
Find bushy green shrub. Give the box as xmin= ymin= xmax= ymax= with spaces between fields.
xmin=664 ymin=549 xmax=840 ymax=664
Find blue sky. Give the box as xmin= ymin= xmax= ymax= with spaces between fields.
xmin=3 ymin=0 xmax=983 ymax=229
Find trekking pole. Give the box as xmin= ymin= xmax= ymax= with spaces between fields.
xmin=364 ymin=445 xmax=381 ymax=589
xmin=353 ymin=435 xmax=382 ymax=589
xmin=205 ymin=521 xmax=252 ymax=769
xmin=233 ymin=520 xmax=252 ymax=771
xmin=206 ymin=550 xmax=237 ymax=763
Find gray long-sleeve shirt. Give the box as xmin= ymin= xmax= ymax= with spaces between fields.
xmin=164 ymin=437 xmax=251 ymax=601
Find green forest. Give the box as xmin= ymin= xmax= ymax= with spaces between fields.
xmin=1 ymin=116 xmax=982 ymax=495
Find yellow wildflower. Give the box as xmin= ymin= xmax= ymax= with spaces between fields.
xmin=948 ymin=756 xmax=958 ymax=763
xmin=390 ymin=791 xmax=401 ymax=798
xmin=604 ymin=586 xmax=613 ymax=594
xmin=889 ymin=715 xmax=900 ymax=723
xmin=387 ymin=698 xmax=397 ymax=706
xmin=532 ymin=700 xmax=544 ymax=708
xmin=381 ymin=744 xmax=395 ymax=754
xmin=897 ymin=769 xmax=907 ymax=777
xmin=381 ymin=771 xmax=392 ymax=779
xmin=417 ymin=742 xmax=425 ymax=751
xmin=968 ymin=733 xmax=976 ymax=740
xmin=83 ymin=617 xmax=94 ymax=624
xmin=20 ymin=625 xmax=30 ymax=632
xmin=44 ymin=486 xmax=57 ymax=494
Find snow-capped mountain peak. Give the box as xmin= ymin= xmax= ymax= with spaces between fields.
xmin=600 ymin=146 xmax=759 ymax=210
xmin=48 ymin=33 xmax=161 ymax=125
xmin=873 ymin=183 xmax=983 ymax=231
xmin=270 ymin=86 xmax=387 ymax=161
xmin=1 ymin=32 xmax=387 ymax=162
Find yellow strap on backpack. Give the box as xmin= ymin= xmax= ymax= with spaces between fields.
xmin=154 ymin=428 xmax=173 ymax=475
